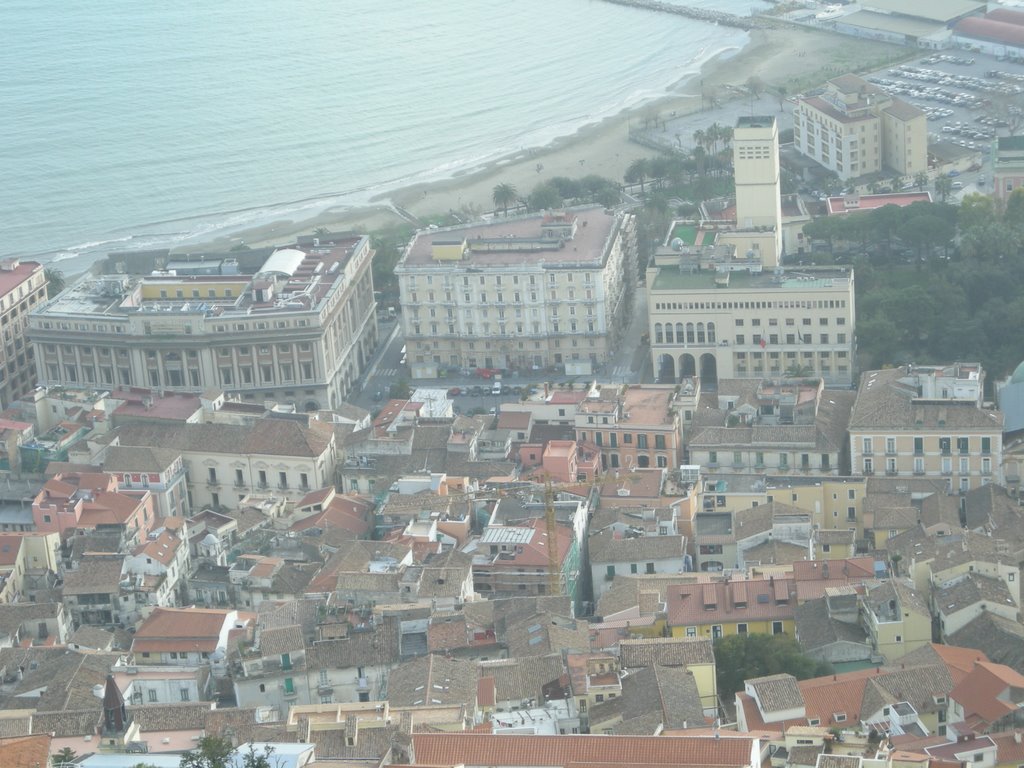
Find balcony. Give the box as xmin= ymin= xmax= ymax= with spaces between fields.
xmin=206 ymin=479 xmax=221 ymax=489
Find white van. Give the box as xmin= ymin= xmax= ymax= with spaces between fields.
xmin=491 ymin=381 xmax=503 ymax=395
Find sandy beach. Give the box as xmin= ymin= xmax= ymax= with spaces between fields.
xmin=193 ymin=25 xmax=907 ymax=251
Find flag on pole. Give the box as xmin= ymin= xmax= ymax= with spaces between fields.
xmin=759 ymin=337 xmax=767 ymax=349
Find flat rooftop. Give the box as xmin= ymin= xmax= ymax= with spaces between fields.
xmin=401 ymin=206 xmax=618 ymax=269
xmin=650 ymin=266 xmax=852 ymax=292
xmin=35 ymin=237 xmax=364 ymax=319
xmin=826 ymin=192 xmax=933 ymax=215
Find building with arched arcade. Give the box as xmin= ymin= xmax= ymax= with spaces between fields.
xmin=647 ymin=261 xmax=856 ymax=389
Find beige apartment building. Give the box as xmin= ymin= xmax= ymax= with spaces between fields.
xmin=792 ymin=74 xmax=927 ymax=180
xmin=0 ymin=259 xmax=47 ymax=409
xmin=647 ymin=263 xmax=856 ymax=387
xmin=848 ymin=364 xmax=1003 ymax=490
xmin=394 ymin=206 xmax=637 ymax=378
xmin=27 ymin=234 xmax=377 ymax=411
xmin=574 ymin=384 xmax=683 ymax=471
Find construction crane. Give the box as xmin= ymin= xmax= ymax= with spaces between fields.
xmin=544 ymin=479 xmax=562 ymax=596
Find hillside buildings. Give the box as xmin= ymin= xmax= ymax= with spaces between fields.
xmin=792 ymin=74 xmax=927 ymax=180
xmin=394 ymin=206 xmax=637 ymax=378
xmin=0 ymin=258 xmax=47 ymax=409
xmin=27 ymin=233 xmax=378 ymax=411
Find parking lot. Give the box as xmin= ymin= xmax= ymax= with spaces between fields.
xmin=860 ymin=50 xmax=1024 ymax=190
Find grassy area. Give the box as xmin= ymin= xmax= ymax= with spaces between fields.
xmin=671 ymin=224 xmax=698 ymax=245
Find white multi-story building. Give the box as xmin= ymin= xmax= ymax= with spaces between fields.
xmin=27 ymin=234 xmax=378 ymax=411
xmin=648 ymin=263 xmax=856 ymax=387
xmin=0 ymin=258 xmax=47 ymax=410
xmin=395 ymin=206 xmax=637 ymax=378
xmin=792 ymin=74 xmax=926 ymax=180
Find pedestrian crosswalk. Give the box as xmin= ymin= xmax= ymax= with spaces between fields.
xmin=376 ymin=368 xmax=399 ymax=378
xmin=610 ymin=365 xmax=635 ymax=379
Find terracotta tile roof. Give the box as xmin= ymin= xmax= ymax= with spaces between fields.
xmin=479 ymin=655 xmax=567 ymax=704
xmin=128 ymin=702 xmax=214 ymax=732
xmin=588 ymin=531 xmax=685 ymax=565
xmin=110 ymin=417 xmax=335 ymax=459
xmin=666 ymin=577 xmax=795 ymax=627
xmin=258 ymin=624 xmax=305 ymax=656
xmin=410 ymin=733 xmax=757 ymax=768
xmin=62 ymin=553 xmax=126 ymax=595
xmin=31 ymin=708 xmax=101 ymax=737
xmin=0 ymin=734 xmax=51 ymax=768
xmin=132 ymin=607 xmax=232 ymax=654
xmin=619 ymin=637 xmax=715 ymax=668
xmin=748 ymin=674 xmax=804 ymax=713
xmin=949 ymin=661 xmax=1024 ymax=723
xmin=946 ymin=614 xmax=1024 ymax=674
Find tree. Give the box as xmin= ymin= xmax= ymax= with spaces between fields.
xmin=180 ymin=735 xmax=234 ymax=768
xmin=492 ymin=182 xmax=518 ymax=216
xmin=389 ymin=379 xmax=411 ymax=400
xmin=526 ymin=182 xmax=562 ymax=212
xmin=53 ymin=747 xmax=78 ymax=766
xmin=784 ymin=363 xmax=814 ymax=378
xmin=774 ymin=84 xmax=788 ymax=112
xmin=624 ymin=158 xmax=650 ymax=195
xmin=313 ymin=226 xmax=330 ymax=236
xmin=180 ymin=739 xmax=276 ymax=768
xmin=44 ymin=267 xmax=66 ymax=297
xmin=714 ymin=633 xmax=833 ymax=699
xmin=890 ymin=553 xmax=902 ymax=577
xmin=913 ymin=171 xmax=929 ymax=191
xmin=935 ymin=175 xmax=953 ymax=203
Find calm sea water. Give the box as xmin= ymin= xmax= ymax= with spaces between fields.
xmin=0 ymin=0 xmax=766 ymax=271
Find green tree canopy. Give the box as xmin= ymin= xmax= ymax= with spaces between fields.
xmin=492 ymin=182 xmax=518 ymax=216
xmin=714 ymin=633 xmax=833 ymax=699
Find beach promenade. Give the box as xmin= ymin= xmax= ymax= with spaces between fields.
xmin=194 ymin=25 xmax=909 ymax=252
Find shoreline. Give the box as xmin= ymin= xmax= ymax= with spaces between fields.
xmin=168 ymin=26 xmax=909 ymax=254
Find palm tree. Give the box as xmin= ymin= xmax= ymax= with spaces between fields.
xmin=784 ymin=363 xmax=814 ymax=378
xmin=44 ymin=268 xmax=65 ymax=298
xmin=692 ymin=128 xmax=707 ymax=153
xmin=53 ymin=747 xmax=78 ymax=766
xmin=914 ymin=171 xmax=929 ymax=191
xmin=935 ymin=175 xmax=953 ymax=203
xmin=624 ymin=158 xmax=650 ymax=195
xmin=492 ymin=182 xmax=518 ymax=217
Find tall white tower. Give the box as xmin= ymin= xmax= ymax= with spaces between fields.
xmin=733 ymin=116 xmax=783 ymax=261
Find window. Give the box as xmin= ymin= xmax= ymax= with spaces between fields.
xmin=180 ymin=689 xmax=191 ymax=702
xmin=737 ymin=623 xmax=748 ymax=634
xmin=895 ymin=635 xmax=903 ymax=643
xmin=148 ymin=690 xmax=158 ymax=702
xmin=772 ymin=621 xmax=784 ymax=635
xmin=982 ymin=436 xmax=991 ymax=455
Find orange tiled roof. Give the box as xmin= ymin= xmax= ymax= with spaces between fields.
xmin=410 ymin=734 xmax=756 ymax=768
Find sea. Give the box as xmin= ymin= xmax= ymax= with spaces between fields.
xmin=0 ymin=0 xmax=769 ymax=274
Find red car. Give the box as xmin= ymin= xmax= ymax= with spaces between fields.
xmin=447 ymin=386 xmax=461 ymax=397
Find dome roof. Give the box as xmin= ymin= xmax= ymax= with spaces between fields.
xmin=1012 ymin=360 xmax=1024 ymax=385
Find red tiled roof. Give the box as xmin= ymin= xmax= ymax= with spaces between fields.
xmin=950 ymin=662 xmax=1024 ymax=723
xmin=132 ymin=607 xmax=232 ymax=653
xmin=957 ymin=16 xmax=1024 ymax=47
xmin=410 ymin=734 xmax=756 ymax=768
xmin=667 ymin=578 xmax=795 ymax=626
xmin=826 ymin=193 xmax=932 ymax=215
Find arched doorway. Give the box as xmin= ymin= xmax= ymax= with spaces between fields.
xmin=699 ymin=353 xmax=718 ymax=389
xmin=679 ymin=354 xmax=697 ymax=379
xmin=657 ymin=354 xmax=676 ymax=384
